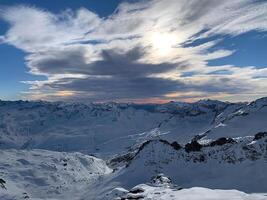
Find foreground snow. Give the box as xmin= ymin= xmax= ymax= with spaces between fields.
xmin=109 ymin=186 xmax=267 ymax=200
xmin=104 ymin=174 xmax=267 ymax=200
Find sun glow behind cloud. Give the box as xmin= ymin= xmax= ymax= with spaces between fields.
xmin=150 ymin=32 xmax=177 ymax=56
xmin=0 ymin=0 xmax=267 ymax=102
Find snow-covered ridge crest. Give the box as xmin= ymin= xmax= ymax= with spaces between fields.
xmin=0 ymin=97 xmax=266 ymax=157
xmin=108 ymin=132 xmax=267 ymax=193
xmin=111 ymin=132 xmax=267 ymax=168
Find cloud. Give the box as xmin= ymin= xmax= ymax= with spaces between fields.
xmin=0 ymin=5 xmax=101 ymax=51
xmin=0 ymin=36 xmax=5 ymax=44
xmin=0 ymin=0 xmax=267 ymax=102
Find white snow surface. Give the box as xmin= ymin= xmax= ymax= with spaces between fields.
xmin=0 ymin=149 xmax=111 ymax=200
xmin=1 ymin=98 xmax=266 ymax=157
xmin=103 ymin=174 xmax=267 ymax=200
xmin=0 ymin=98 xmax=267 ymax=199
xmin=106 ymin=185 xmax=267 ymax=200
xmin=105 ymin=137 xmax=267 ymax=194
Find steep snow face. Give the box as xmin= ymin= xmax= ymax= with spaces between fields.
xmin=204 ymin=97 xmax=267 ymax=140
xmin=0 ymin=149 xmax=112 ymax=200
xmin=111 ymin=135 xmax=267 ymax=193
xmin=0 ymin=100 xmax=231 ymax=157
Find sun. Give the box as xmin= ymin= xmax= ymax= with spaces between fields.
xmin=150 ymin=32 xmax=177 ymax=56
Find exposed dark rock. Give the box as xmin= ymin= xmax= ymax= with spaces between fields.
xmin=209 ymin=137 xmax=236 ymax=147
xmin=134 ymin=140 xmax=181 ymax=161
xmin=171 ymin=141 xmax=182 ymax=150
xmin=129 ymin=188 xmax=145 ymax=194
xmin=23 ymin=192 xmax=30 ymax=199
xmin=136 ymin=140 xmax=152 ymax=155
xmin=185 ymin=141 xmax=202 ymax=152
xmin=0 ymin=178 xmax=6 ymax=189
xmin=151 ymin=174 xmax=172 ymax=185
xmin=123 ymin=193 xmax=145 ymax=199
xmin=253 ymin=132 xmax=267 ymax=141
xmin=109 ymin=153 xmax=135 ymax=168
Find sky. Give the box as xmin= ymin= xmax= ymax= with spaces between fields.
xmin=0 ymin=0 xmax=267 ymax=103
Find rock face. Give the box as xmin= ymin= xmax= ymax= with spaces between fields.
xmin=253 ymin=132 xmax=267 ymax=141
xmin=0 ymin=178 xmax=6 ymax=189
xmin=150 ymin=174 xmax=172 ymax=186
xmin=185 ymin=141 xmax=202 ymax=152
xmin=170 ymin=141 xmax=182 ymax=150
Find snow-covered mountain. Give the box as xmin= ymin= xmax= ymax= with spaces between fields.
xmin=0 ymin=97 xmax=267 ymax=199
xmin=199 ymin=97 xmax=267 ymax=140
xmin=108 ymin=132 xmax=267 ymax=193
xmin=1 ymin=97 xmax=266 ymax=157
xmin=0 ymin=149 xmax=111 ymax=200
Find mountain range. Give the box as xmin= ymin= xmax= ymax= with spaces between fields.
xmin=0 ymin=97 xmax=267 ymax=199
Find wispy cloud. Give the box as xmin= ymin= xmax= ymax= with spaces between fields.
xmin=1 ymin=0 xmax=267 ymax=102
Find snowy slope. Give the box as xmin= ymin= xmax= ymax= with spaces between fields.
xmin=0 ymin=149 xmax=111 ymax=200
xmin=200 ymin=97 xmax=267 ymax=140
xmin=0 ymin=98 xmax=267 ymax=199
xmin=108 ymin=133 xmax=267 ymax=193
xmin=0 ymin=98 xmax=253 ymax=157
xmin=106 ymin=185 xmax=267 ymax=200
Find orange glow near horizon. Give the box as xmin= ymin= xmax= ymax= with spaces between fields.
xmin=56 ymin=90 xmax=76 ymax=97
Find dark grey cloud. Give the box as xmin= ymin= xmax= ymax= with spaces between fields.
xmin=47 ymin=76 xmax=182 ymax=100
xmin=87 ymin=48 xmax=177 ymax=77
xmin=27 ymin=45 xmax=251 ymax=101
xmin=41 ymin=71 xmax=249 ymax=102
xmin=29 ymin=47 xmax=177 ymax=77
xmin=32 ymin=47 xmax=183 ymax=100
xmin=27 ymin=44 xmax=251 ymax=101
xmin=28 ymin=48 xmax=88 ymax=74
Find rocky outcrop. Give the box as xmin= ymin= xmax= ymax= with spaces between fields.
xmin=150 ymin=174 xmax=172 ymax=186
xmin=118 ymin=174 xmax=181 ymax=200
xmin=185 ymin=141 xmax=202 ymax=152
xmin=253 ymin=132 xmax=267 ymax=141
xmin=171 ymin=141 xmax=182 ymax=150
xmin=0 ymin=178 xmax=6 ymax=189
